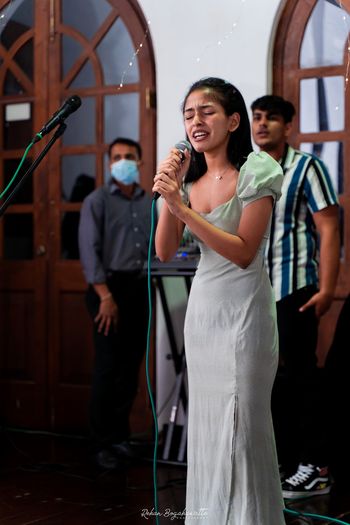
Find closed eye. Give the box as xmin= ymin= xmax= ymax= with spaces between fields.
xmin=184 ymin=111 xmax=215 ymax=121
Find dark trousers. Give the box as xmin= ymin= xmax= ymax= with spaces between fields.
xmin=325 ymin=294 xmax=350 ymax=480
xmin=86 ymin=272 xmax=149 ymax=450
xmin=272 ymin=286 xmax=328 ymax=471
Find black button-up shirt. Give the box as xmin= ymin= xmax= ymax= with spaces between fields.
xmin=78 ymin=181 xmax=153 ymax=284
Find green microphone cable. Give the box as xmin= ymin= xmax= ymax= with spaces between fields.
xmin=284 ymin=506 xmax=350 ymax=524
xmin=145 ymin=198 xmax=160 ymax=525
xmin=0 ymin=133 xmax=42 ymax=200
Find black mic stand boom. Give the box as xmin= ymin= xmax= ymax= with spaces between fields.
xmin=0 ymin=123 xmax=66 ymax=218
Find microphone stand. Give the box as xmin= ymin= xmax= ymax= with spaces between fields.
xmin=0 ymin=123 xmax=67 ymax=218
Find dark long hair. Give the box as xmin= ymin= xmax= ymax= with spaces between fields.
xmin=182 ymin=77 xmax=252 ymax=183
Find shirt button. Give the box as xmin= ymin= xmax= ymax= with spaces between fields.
xmin=137 ymin=260 xmax=141 ymax=265
xmin=136 ymin=243 xmax=141 ymax=248
xmin=132 ymin=212 xmax=137 ymax=218
xmin=134 ymin=226 xmax=139 ymax=232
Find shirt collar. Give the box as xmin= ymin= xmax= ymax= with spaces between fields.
xmin=280 ymin=143 xmax=295 ymax=171
xmin=107 ymin=179 xmax=145 ymax=198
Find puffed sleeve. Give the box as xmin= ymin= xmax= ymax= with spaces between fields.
xmin=237 ymin=151 xmax=283 ymax=207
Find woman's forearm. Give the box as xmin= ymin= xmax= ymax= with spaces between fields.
xmin=176 ymin=197 xmax=273 ymax=268
xmin=155 ymin=201 xmax=185 ymax=261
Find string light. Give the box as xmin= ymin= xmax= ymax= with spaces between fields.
xmin=117 ymin=20 xmax=151 ymax=90
xmin=114 ymin=0 xmax=350 ymax=103
xmin=116 ymin=3 xmax=247 ymax=82
xmin=0 ymin=0 xmax=14 ymax=28
xmin=194 ymin=0 xmax=246 ymax=65
xmin=1 ymin=0 xmax=345 ymax=100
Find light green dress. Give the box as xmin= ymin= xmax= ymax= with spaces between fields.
xmin=183 ymin=152 xmax=285 ymax=525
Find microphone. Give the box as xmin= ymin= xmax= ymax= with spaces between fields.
xmin=153 ymin=139 xmax=192 ymax=201
xmin=37 ymin=95 xmax=82 ymax=137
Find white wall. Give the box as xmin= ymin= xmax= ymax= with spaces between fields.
xmin=139 ymin=0 xmax=283 ymax=158
xmin=137 ymin=0 xmax=283 ymax=430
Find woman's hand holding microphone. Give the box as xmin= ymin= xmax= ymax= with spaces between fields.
xmin=152 ymin=141 xmax=191 ymax=216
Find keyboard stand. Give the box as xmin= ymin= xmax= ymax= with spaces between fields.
xmin=148 ymin=255 xmax=198 ymax=463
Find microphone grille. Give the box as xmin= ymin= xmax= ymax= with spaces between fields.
xmin=69 ymin=95 xmax=82 ymax=110
xmin=175 ymin=139 xmax=192 ymax=154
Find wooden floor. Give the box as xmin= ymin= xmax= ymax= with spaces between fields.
xmin=0 ymin=428 xmax=349 ymax=524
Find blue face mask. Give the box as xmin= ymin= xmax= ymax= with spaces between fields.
xmin=110 ymin=159 xmax=140 ymax=185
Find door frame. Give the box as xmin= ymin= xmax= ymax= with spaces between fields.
xmin=273 ymin=0 xmax=350 ymax=363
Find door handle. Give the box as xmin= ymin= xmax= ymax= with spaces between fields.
xmin=36 ymin=244 xmax=46 ymax=256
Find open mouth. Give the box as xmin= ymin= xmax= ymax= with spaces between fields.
xmin=192 ymin=131 xmax=209 ymax=141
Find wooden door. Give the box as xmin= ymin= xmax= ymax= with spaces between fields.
xmin=0 ymin=0 xmax=49 ymax=427
xmin=0 ymin=0 xmax=156 ymax=433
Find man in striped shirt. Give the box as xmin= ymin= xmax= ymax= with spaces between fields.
xmin=251 ymin=95 xmax=340 ymax=499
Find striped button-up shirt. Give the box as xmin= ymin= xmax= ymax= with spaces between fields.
xmin=265 ymin=145 xmax=338 ymax=302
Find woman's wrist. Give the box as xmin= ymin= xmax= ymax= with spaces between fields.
xmin=175 ymin=201 xmax=190 ymax=222
xmin=100 ymin=292 xmax=112 ymax=302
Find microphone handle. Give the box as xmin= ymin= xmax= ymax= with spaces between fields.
xmin=152 ymin=149 xmax=187 ymax=201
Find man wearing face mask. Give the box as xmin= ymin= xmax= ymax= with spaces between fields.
xmin=79 ymin=137 xmax=153 ymax=470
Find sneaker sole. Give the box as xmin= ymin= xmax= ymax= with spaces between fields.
xmin=283 ymin=486 xmax=331 ymax=499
